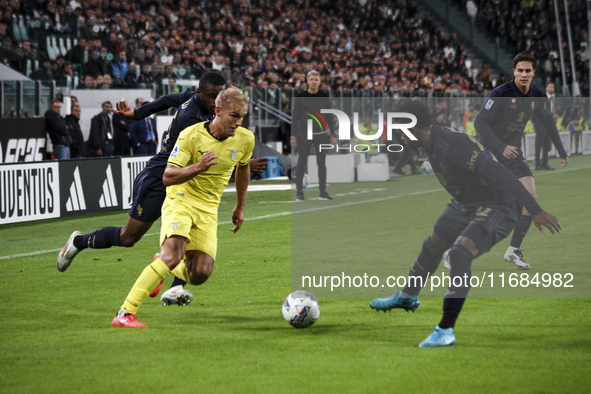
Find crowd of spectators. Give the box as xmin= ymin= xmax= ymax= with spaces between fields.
xmin=0 ymin=0 xmax=503 ymax=95
xmin=459 ymin=0 xmax=590 ymax=96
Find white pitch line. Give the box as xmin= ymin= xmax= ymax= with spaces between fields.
xmin=2 ymin=164 xmax=589 ymax=261
xmin=0 ymin=248 xmax=63 ymax=260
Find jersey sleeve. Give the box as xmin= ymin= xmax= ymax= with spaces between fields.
xmin=475 ymin=151 xmax=543 ymax=217
xmin=239 ymin=133 xmax=255 ymax=165
xmin=167 ymin=127 xmax=195 ymax=168
xmin=134 ymin=91 xmax=194 ymax=120
xmin=474 ymin=93 xmax=507 ymax=153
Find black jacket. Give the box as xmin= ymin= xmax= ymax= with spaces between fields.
xmin=65 ymin=114 xmax=85 ymax=157
xmin=45 ymin=110 xmax=72 ymax=146
xmin=87 ymin=112 xmax=130 ymax=156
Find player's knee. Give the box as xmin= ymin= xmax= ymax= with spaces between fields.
xmin=429 ymin=231 xmax=451 ymax=252
xmin=423 ymin=237 xmax=443 ymax=257
xmin=189 ymin=265 xmax=212 ymax=285
xmin=447 ymin=244 xmax=473 ymax=275
xmin=454 ymin=236 xmax=479 ymax=258
xmin=159 ymin=247 xmax=185 ymax=269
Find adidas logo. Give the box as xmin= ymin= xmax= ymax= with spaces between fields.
xmin=65 ymin=167 xmax=86 ymax=212
xmin=99 ymin=164 xmax=118 ymax=208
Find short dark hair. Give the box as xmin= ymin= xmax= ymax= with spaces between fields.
xmin=199 ymin=71 xmax=227 ymax=90
xmin=512 ymin=53 xmax=537 ymax=70
xmin=394 ymin=99 xmax=433 ymax=130
xmin=101 ymin=101 xmax=112 ymax=107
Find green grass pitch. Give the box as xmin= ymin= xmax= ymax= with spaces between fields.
xmin=1 ymin=155 xmax=590 ymax=393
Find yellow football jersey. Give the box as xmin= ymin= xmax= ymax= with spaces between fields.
xmin=166 ymin=121 xmax=254 ymax=213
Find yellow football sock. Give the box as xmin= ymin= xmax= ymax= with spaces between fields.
xmin=171 ymin=258 xmax=190 ymax=284
xmin=121 ymin=258 xmax=171 ymax=315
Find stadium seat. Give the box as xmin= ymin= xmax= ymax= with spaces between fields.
xmin=19 ymin=16 xmax=29 ymax=41
xmin=59 ymin=38 xmax=67 ymax=57
xmin=11 ymin=15 xmax=21 ymax=42
xmin=46 ymin=36 xmax=55 ymax=60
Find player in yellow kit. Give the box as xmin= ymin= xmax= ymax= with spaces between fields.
xmin=111 ymin=87 xmax=254 ymax=328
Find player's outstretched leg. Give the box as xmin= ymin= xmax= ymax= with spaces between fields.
xmin=57 ymin=226 xmax=123 ymax=271
xmin=418 ymin=326 xmax=456 ymax=348
xmin=57 ymin=231 xmax=83 ymax=272
xmin=370 ymin=290 xmax=420 ymax=312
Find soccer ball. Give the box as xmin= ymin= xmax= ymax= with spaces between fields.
xmin=421 ymin=160 xmax=432 ymax=174
xmin=282 ymin=290 xmax=320 ymax=328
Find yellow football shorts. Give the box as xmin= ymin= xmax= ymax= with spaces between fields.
xmin=159 ymin=199 xmax=218 ymax=259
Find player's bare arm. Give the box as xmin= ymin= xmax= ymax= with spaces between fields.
xmin=162 ymin=152 xmax=219 ymax=186
xmin=111 ymin=100 xmax=135 ymax=119
xmin=231 ymin=162 xmax=250 ymax=233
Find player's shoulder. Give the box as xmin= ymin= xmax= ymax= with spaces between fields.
xmin=179 ymin=121 xmax=207 ymax=138
xmin=488 ymin=81 xmax=515 ymax=97
xmin=528 ymin=84 xmax=546 ymax=97
xmin=439 ymin=126 xmax=477 ymax=149
xmin=235 ymin=126 xmax=255 ymax=141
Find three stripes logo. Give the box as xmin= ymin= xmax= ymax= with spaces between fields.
xmin=64 ymin=164 xmax=118 ymax=212
xmin=99 ymin=164 xmax=118 ymax=208
xmin=65 ymin=167 xmax=86 ymax=212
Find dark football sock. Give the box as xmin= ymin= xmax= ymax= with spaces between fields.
xmin=439 ymin=298 xmax=467 ymax=329
xmin=75 ymin=227 xmax=123 ymax=250
xmin=510 ymin=214 xmax=532 ymax=249
xmin=403 ymin=237 xmax=444 ymax=297
xmin=438 ymin=244 xmax=473 ymax=329
xmin=171 ymin=276 xmax=187 ymax=288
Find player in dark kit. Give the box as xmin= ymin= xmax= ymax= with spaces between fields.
xmin=291 ymin=70 xmax=336 ymax=201
xmin=370 ymin=99 xmax=563 ymax=347
xmin=445 ymin=53 xmax=568 ymax=270
xmin=56 ymin=72 xmax=266 ymax=303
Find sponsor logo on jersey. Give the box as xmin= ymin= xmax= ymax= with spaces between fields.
xmin=171 ymin=145 xmax=179 ymax=158
xmin=484 ymin=99 xmax=494 ymax=110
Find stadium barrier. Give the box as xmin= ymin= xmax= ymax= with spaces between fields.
xmin=0 ymin=118 xmax=47 ymax=164
xmin=0 ymin=156 xmax=150 ymax=225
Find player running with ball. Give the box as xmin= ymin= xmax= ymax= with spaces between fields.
xmin=112 ymin=87 xmax=254 ymax=328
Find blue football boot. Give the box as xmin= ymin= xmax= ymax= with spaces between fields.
xmin=370 ymin=290 xmax=420 ymax=312
xmin=418 ymin=325 xmax=457 ymax=348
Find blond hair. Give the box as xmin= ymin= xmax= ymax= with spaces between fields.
xmin=215 ymin=86 xmax=249 ymax=109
